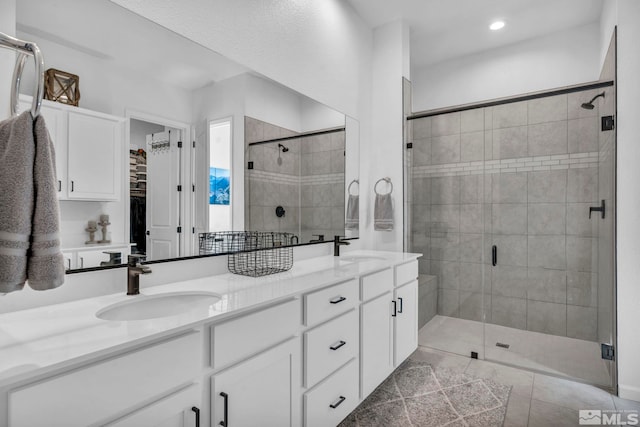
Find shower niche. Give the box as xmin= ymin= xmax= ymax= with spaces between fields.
xmin=245 ymin=116 xmax=351 ymax=244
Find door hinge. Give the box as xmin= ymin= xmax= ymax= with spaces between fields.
xmin=406 ymin=142 xmax=413 ymax=149
xmin=177 ymin=185 xmax=182 ymax=192
xmin=602 ymin=116 xmax=615 ymax=131
xmin=192 ymin=141 xmax=196 ymax=148
xmin=248 ymin=161 xmax=254 ymax=170
xmin=601 ymin=343 xmax=615 ymax=361
xmin=177 ymin=226 xmax=182 ymax=233
xmin=192 ymin=227 xmax=195 ymax=234
xmin=192 ymin=184 xmax=195 ymax=192
xmin=177 ymin=141 xmax=183 ymax=148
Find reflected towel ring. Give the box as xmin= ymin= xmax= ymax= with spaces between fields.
xmin=348 ymin=179 xmax=359 ymax=196
xmin=374 ymin=177 xmax=393 ymax=195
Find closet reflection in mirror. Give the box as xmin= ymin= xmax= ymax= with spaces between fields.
xmin=16 ymin=0 xmax=359 ymax=270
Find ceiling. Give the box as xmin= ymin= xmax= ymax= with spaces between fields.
xmin=16 ymin=0 xmax=249 ymax=91
xmin=347 ymin=0 xmax=604 ymax=69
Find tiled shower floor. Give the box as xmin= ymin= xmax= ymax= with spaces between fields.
xmin=419 ymin=315 xmax=611 ymax=387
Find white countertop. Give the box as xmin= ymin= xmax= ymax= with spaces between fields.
xmin=0 ymin=250 xmax=420 ymax=387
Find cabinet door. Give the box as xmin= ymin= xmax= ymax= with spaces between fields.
xmin=18 ymin=99 xmax=67 ymax=198
xmin=67 ymin=111 xmax=122 ymax=200
xmin=360 ymin=291 xmax=393 ymax=398
xmin=106 ymin=383 xmax=201 ymax=427
xmin=394 ymin=280 xmax=418 ymax=366
xmin=211 ymin=338 xmax=301 ymax=427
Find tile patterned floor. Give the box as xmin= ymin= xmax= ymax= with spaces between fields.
xmin=339 ymin=357 xmax=511 ymax=426
xmin=375 ymin=346 xmax=640 ymax=427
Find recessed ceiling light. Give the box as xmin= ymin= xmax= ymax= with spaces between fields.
xmin=489 ymin=21 xmax=505 ymax=31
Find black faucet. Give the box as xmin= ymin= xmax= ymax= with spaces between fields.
xmin=334 ymin=235 xmax=350 ymax=257
xmin=127 ymin=254 xmax=152 ymax=295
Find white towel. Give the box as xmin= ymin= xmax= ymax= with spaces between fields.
xmin=345 ymin=195 xmax=359 ymax=230
xmin=374 ymin=193 xmax=394 ymax=231
xmin=0 ymin=111 xmax=64 ymax=293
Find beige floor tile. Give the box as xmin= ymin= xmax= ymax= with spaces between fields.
xmin=503 ymin=393 xmax=531 ymax=427
xmin=410 ymin=346 xmax=471 ymax=373
xmin=532 ymin=373 xmax=615 ymax=411
xmin=528 ymin=399 xmax=579 ymax=427
xmin=465 ymin=359 xmax=534 ymax=398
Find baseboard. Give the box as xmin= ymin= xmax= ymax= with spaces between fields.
xmin=619 ymin=384 xmax=640 ymax=402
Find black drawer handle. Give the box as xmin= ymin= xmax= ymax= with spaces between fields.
xmin=330 ymin=340 xmax=346 ymax=351
xmin=330 ymin=396 xmax=346 ymax=409
xmin=219 ymin=392 xmax=228 ymax=426
xmin=191 ymin=406 xmax=200 ymax=427
xmin=398 ymin=297 xmax=403 ymax=314
xmin=492 ymin=245 xmax=497 ymax=266
xmin=330 ymin=296 xmax=346 ymax=304
xmin=57 ymin=180 xmax=61 ymax=192
xmin=392 ymin=300 xmax=397 ymax=317
xmin=71 ymin=180 xmax=74 ymax=192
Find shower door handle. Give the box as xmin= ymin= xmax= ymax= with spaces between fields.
xmin=492 ymin=245 xmax=497 ymax=267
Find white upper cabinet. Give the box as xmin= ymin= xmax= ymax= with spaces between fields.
xmin=18 ymin=95 xmax=124 ymax=202
xmin=67 ymin=110 xmax=123 ymax=201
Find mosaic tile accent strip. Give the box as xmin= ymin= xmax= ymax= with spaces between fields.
xmin=412 ymin=152 xmax=598 ymax=178
xmin=247 ymin=170 xmax=344 ymax=185
xmin=339 ymin=360 xmax=511 ymax=427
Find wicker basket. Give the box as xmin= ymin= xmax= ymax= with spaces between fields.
xmin=199 ymin=231 xmax=295 ymax=277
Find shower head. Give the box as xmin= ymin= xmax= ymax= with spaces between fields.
xmin=278 ymin=143 xmax=289 ymax=153
xmin=581 ymin=92 xmax=605 ymax=110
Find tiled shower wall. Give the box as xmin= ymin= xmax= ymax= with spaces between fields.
xmin=410 ymin=88 xmax=606 ymax=341
xmin=245 ymin=117 xmax=345 ymax=242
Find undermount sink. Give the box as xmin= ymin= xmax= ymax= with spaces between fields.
xmin=96 ymin=291 xmax=221 ymax=321
xmin=339 ymin=255 xmax=386 ymax=263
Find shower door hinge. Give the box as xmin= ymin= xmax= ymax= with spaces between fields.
xmin=601 ymin=343 xmax=615 ymax=361
xmin=177 ymin=141 xmax=183 ymax=148
xmin=177 ymin=226 xmax=182 ymax=233
xmin=406 ymin=142 xmax=413 ymax=149
xmin=177 ymin=185 xmax=182 ymax=192
xmin=602 ymin=116 xmax=615 ymax=131
xmin=192 ymin=227 xmax=195 ymax=234
xmin=248 ymin=161 xmax=254 ymax=169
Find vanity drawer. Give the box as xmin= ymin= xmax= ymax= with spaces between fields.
xmin=304 ymin=358 xmax=359 ymax=427
xmin=304 ymin=279 xmax=358 ymax=326
xmin=9 ymin=331 xmax=201 ymax=427
xmin=395 ymin=260 xmax=418 ymax=287
xmin=305 ymin=309 xmax=358 ymax=388
xmin=360 ymin=268 xmax=393 ymax=301
xmin=211 ymin=298 xmax=300 ymax=369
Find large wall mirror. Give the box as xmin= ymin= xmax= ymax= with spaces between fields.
xmin=16 ymin=0 xmax=359 ymax=271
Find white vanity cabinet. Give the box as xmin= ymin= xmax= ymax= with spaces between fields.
xmin=393 ymin=261 xmax=419 ymax=366
xmin=8 ymin=331 xmax=202 ymax=427
xmin=211 ymin=338 xmax=300 ymax=427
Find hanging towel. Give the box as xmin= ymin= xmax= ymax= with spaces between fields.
xmin=345 ymin=195 xmax=359 ymax=230
xmin=0 ymin=111 xmax=64 ymax=293
xmin=374 ymin=193 xmax=394 ymax=231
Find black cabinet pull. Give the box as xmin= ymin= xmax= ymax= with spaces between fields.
xmin=71 ymin=180 xmax=74 ymax=192
xmin=330 ymin=340 xmax=346 ymax=351
xmin=330 ymin=296 xmax=346 ymax=304
xmin=57 ymin=180 xmax=61 ymax=192
xmin=492 ymin=245 xmax=497 ymax=266
xmin=392 ymin=300 xmax=397 ymax=317
xmin=329 ymin=396 xmax=346 ymax=409
xmin=398 ymin=297 xmax=403 ymax=314
xmin=219 ymin=392 xmax=228 ymax=426
xmin=191 ymin=407 xmax=200 ymax=427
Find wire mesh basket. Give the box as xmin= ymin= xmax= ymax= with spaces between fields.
xmin=199 ymin=231 xmax=295 ymax=277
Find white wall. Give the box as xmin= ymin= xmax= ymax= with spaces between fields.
xmin=130 ymin=119 xmax=164 ymax=150
xmin=0 ymin=0 xmax=16 ymax=119
xmin=362 ymin=20 xmax=409 ymax=251
xmin=601 ymin=0 xmax=640 ymax=403
xmin=300 ymin=97 xmax=346 ymax=132
xmin=412 ymin=23 xmax=602 ymax=111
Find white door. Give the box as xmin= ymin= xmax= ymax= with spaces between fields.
xmin=394 ymin=280 xmax=418 ymax=366
xmin=211 ymin=338 xmax=300 ymax=427
xmin=360 ymin=291 xmax=394 ymax=398
xmin=146 ymin=129 xmax=180 ymax=260
xmin=67 ymin=111 xmax=121 ymax=201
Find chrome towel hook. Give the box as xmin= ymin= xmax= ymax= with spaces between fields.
xmin=374 ymin=177 xmax=393 ymax=195
xmin=348 ymin=179 xmax=359 ymax=196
